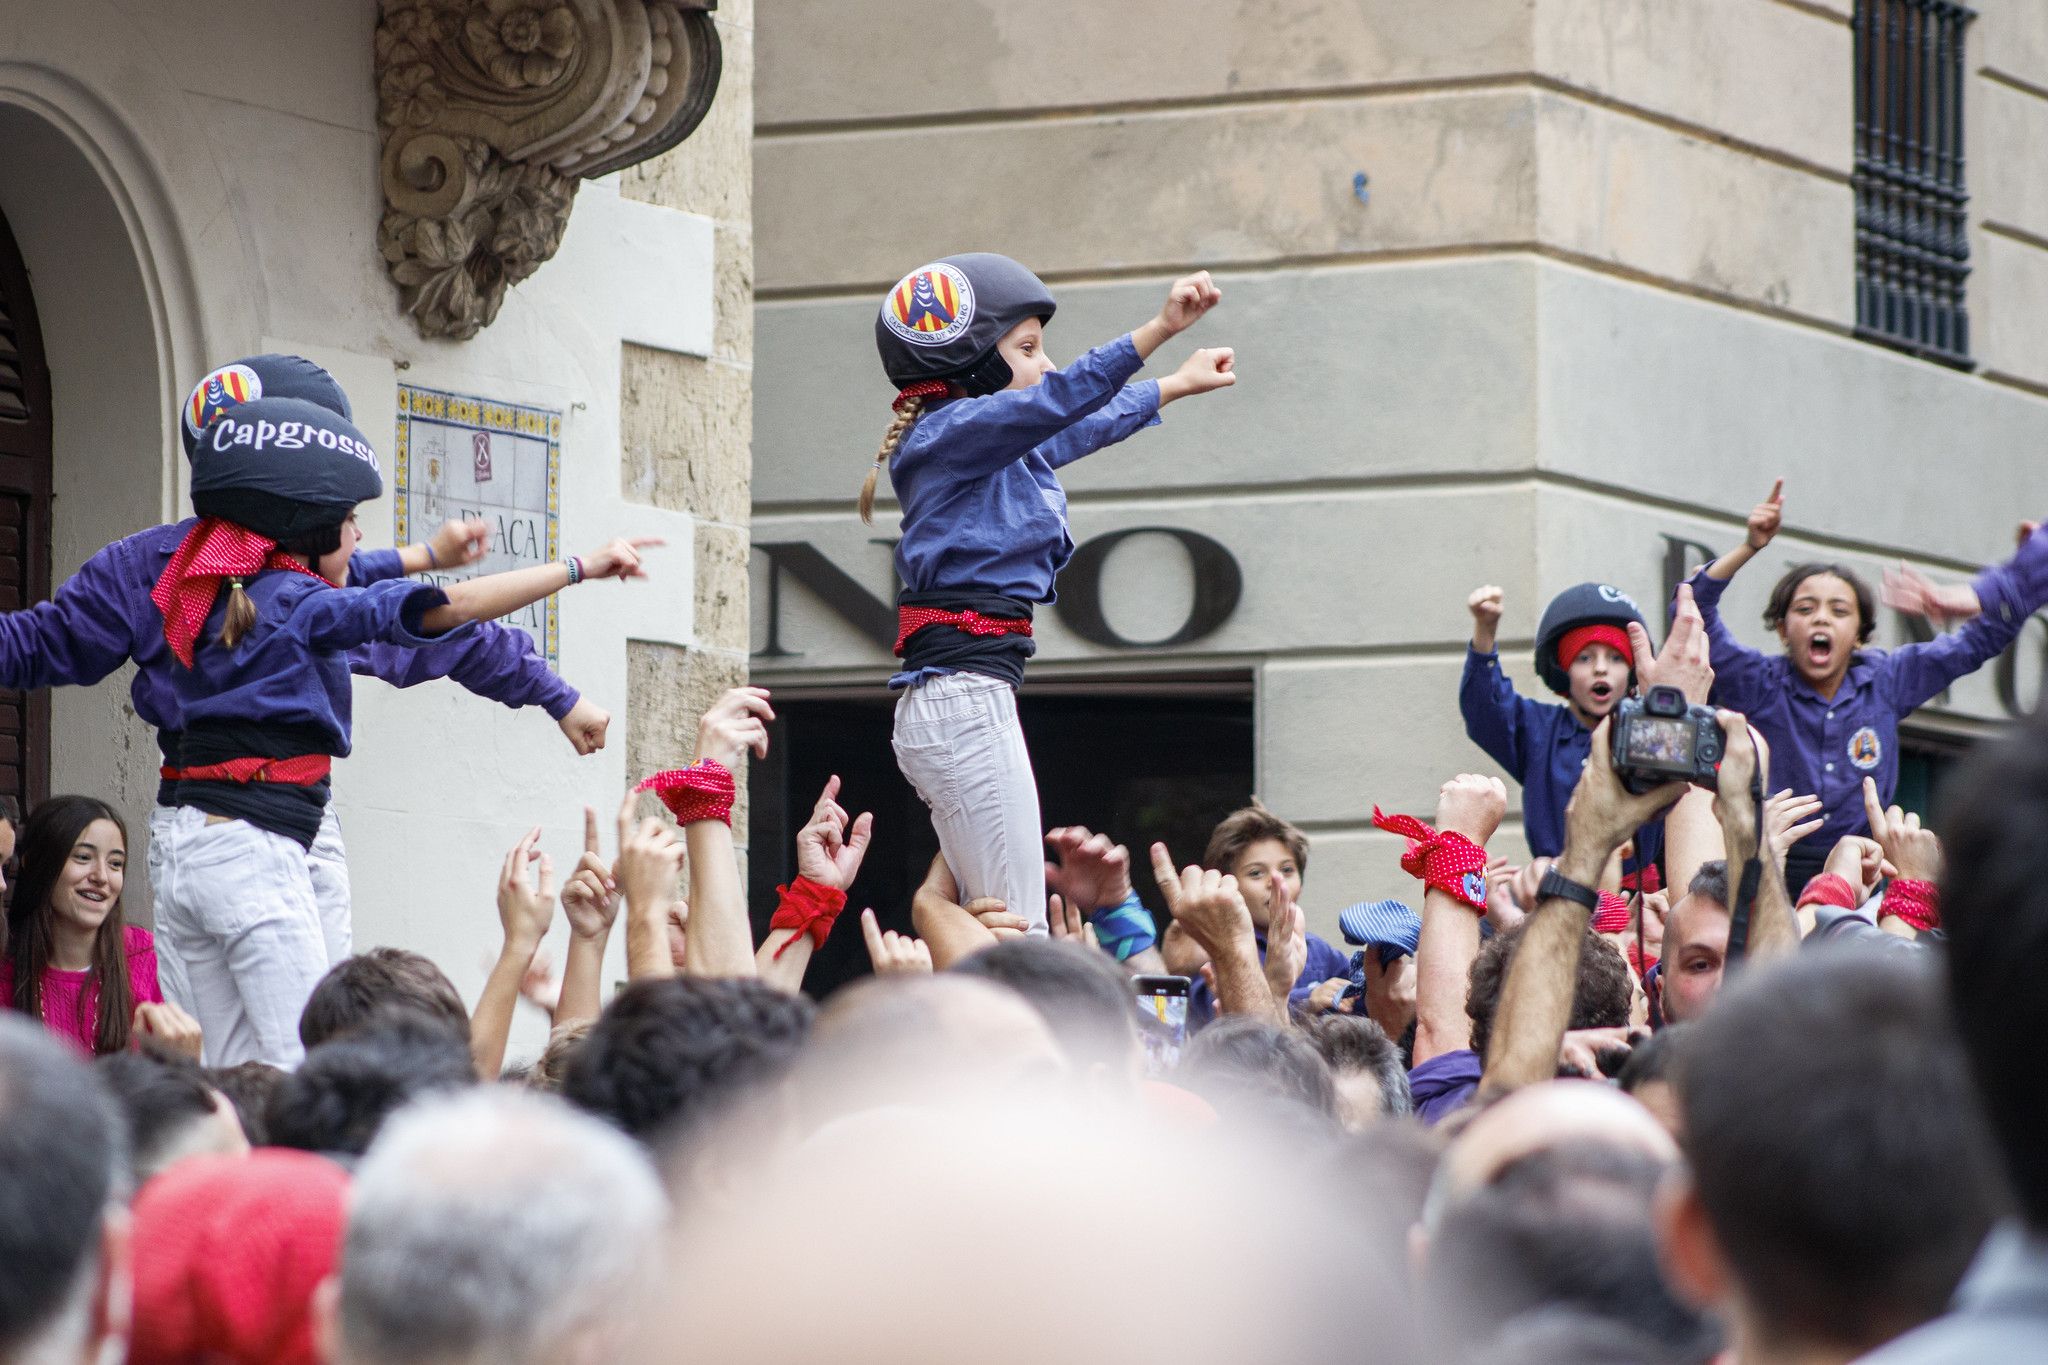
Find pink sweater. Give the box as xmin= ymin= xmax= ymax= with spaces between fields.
xmin=0 ymin=925 xmax=162 ymax=1056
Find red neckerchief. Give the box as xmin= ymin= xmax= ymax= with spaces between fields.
xmin=150 ymin=519 xmax=333 ymax=667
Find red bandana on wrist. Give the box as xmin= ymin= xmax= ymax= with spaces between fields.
xmin=150 ymin=518 xmax=334 ymax=667
xmin=1371 ymin=809 xmax=1489 ymax=913
xmin=1590 ymin=892 xmax=1632 ymax=935
xmin=635 ymin=760 xmax=735 ymax=827
xmin=769 ymin=876 xmax=848 ymax=959
xmin=1883 ymin=878 xmax=1941 ymax=934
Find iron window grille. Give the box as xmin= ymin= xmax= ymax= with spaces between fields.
xmin=1854 ymin=0 xmax=1975 ymax=368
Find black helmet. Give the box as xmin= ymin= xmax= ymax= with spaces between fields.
xmin=1534 ymin=583 xmax=1647 ymax=696
xmin=875 ymin=253 xmax=1057 ymax=397
xmin=190 ymin=396 xmax=384 ymax=543
xmin=180 ymin=355 xmax=353 ymax=461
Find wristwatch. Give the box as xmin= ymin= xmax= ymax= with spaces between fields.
xmin=1536 ymin=868 xmax=1601 ymax=913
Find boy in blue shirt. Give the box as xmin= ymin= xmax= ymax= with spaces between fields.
xmin=1460 ymin=581 xmax=1662 ymax=883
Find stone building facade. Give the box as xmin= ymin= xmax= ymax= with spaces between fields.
xmin=2 ymin=0 xmax=753 ymax=1053
xmin=749 ymin=1 xmax=2048 ymax=947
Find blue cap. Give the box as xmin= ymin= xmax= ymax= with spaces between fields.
xmin=1337 ymin=899 xmax=1421 ymax=958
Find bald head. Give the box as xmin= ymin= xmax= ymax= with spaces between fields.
xmin=1438 ymin=1081 xmax=1678 ymax=1212
xmin=798 ymin=976 xmax=1066 ymax=1122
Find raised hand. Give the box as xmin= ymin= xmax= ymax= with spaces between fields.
xmin=1047 ymin=894 xmax=1102 ymax=952
xmin=1762 ymin=789 xmax=1825 ymax=866
xmin=1710 ymin=711 xmax=1767 ymax=850
xmin=1863 ymin=776 xmax=1943 ymax=883
xmin=1882 ymin=563 xmax=1982 ymax=629
xmin=132 ymin=1000 xmax=204 ymax=1063
xmin=518 ymin=949 xmax=561 ymax=1016
xmin=1160 ymin=347 xmax=1236 ymax=405
xmin=1261 ymin=874 xmax=1308 ymax=1010
xmin=615 ymin=789 xmax=684 ymax=922
xmin=1158 ymin=270 xmax=1222 ymax=335
xmin=558 ymin=697 xmax=610 ymax=756
xmin=579 ymin=535 xmax=665 ymax=582
xmin=1821 ymin=835 xmax=1889 ymax=904
xmin=1627 ymin=582 xmax=1715 ymax=707
xmin=1563 ymin=723 xmax=1690 ymax=871
xmin=1468 ymin=585 xmax=1505 ymax=651
xmin=428 ymin=516 xmax=491 ymax=570
xmin=861 ymin=908 xmax=933 ymax=976
xmin=1044 ymin=825 xmax=1134 ymax=915
xmin=796 ymin=775 xmax=874 ymax=892
xmin=1436 ymin=773 xmax=1509 ymax=847
xmin=696 ymin=686 xmax=774 ymax=770
xmin=1747 ymin=478 xmax=1785 ymax=551
xmin=1149 ymin=842 xmax=1254 ymax=959
xmin=560 ymin=806 xmax=620 ymax=942
xmin=496 ymin=826 xmax=557 ymax=950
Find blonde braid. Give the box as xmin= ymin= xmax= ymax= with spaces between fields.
xmin=220 ymin=577 xmax=258 ymax=650
xmin=859 ymin=394 xmax=926 ymax=525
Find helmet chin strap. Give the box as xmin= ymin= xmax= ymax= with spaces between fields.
xmin=950 ymin=345 xmax=1015 ymax=397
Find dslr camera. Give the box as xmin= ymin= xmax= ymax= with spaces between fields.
xmin=1609 ymin=684 xmax=1723 ymax=794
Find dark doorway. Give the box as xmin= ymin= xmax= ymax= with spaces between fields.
xmin=749 ymin=676 xmax=1255 ymax=997
xmin=0 ymin=207 xmax=52 ymax=816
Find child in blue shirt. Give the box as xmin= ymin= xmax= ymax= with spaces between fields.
xmin=1460 ymin=580 xmax=1664 ymax=883
xmin=0 ymin=376 xmax=656 ymax=1065
xmin=1689 ymin=478 xmax=2048 ymax=893
xmin=862 ymin=255 xmax=1236 ymax=931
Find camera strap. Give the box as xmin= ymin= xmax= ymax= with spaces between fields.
xmin=1724 ymin=772 xmax=1766 ymax=968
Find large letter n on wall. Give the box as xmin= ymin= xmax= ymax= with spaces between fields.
xmin=754 ymin=542 xmax=895 ymax=658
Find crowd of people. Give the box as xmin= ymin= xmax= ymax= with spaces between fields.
xmin=0 ymin=257 xmax=2044 ymax=1364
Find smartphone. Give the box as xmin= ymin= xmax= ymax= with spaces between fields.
xmin=1130 ymin=974 xmax=1191 ymax=1073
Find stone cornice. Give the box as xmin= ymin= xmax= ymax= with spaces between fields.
xmin=376 ymin=0 xmax=722 ymax=339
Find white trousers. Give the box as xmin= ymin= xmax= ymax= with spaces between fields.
xmin=149 ymin=805 xmax=353 ymax=1068
xmin=892 ymin=672 xmax=1048 ymax=934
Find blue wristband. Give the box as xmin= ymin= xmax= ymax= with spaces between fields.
xmin=1091 ymin=889 xmax=1158 ymax=963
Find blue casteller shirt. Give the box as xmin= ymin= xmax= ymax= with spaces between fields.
xmin=1688 ymin=525 xmax=2048 ymax=847
xmin=1457 ymin=647 xmax=1664 ymax=873
xmin=891 ymin=333 xmax=1162 ymax=603
xmin=1459 ymin=647 xmax=1592 ymax=858
xmin=0 ymin=520 xmax=469 ymax=751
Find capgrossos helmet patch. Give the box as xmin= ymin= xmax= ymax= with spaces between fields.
xmin=883 ymin=264 xmax=976 ymax=347
xmin=184 ymin=364 xmax=264 ymax=444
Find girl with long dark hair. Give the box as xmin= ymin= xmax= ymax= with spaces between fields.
xmin=0 ymin=796 xmax=159 ymax=1056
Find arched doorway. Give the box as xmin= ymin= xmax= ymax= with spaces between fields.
xmin=0 ymin=206 xmax=51 ymax=815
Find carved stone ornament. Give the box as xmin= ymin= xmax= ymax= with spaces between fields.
xmin=376 ymin=0 xmax=722 ymax=340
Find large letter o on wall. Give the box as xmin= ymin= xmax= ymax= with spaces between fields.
xmin=1055 ymin=527 xmax=1243 ymax=649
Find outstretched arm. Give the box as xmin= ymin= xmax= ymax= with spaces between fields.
xmin=419 ymin=537 xmax=660 ymax=634
xmin=678 ymin=689 xmax=773 ymax=980
xmin=1412 ymin=776 xmax=1507 ymax=1066
xmin=473 ymin=828 xmax=555 ymax=1080
xmin=757 ymin=775 xmax=873 ymax=992
xmin=1459 ymin=586 xmax=1535 ymax=775
xmin=1884 ymin=523 xmax=2048 ymax=712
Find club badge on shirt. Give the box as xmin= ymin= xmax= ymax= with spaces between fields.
xmin=1848 ymin=726 xmax=1883 ymax=771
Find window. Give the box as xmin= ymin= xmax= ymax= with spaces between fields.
xmin=1854 ymin=0 xmax=1975 ymax=367
xmin=749 ymin=678 xmax=1253 ymax=996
